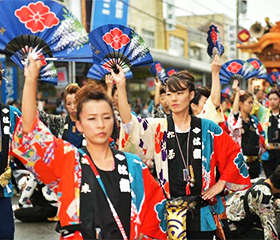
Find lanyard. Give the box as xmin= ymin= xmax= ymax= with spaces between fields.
xmin=78 ymin=149 xmax=128 ymax=240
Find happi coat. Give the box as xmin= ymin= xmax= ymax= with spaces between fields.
xmin=119 ymin=114 xmax=252 ymax=232
xmin=11 ymin=114 xmax=167 ymax=239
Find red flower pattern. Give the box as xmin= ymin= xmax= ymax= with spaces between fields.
xmin=103 ymin=28 xmax=130 ymax=50
xmin=167 ymin=69 xmax=176 ymax=76
xmin=250 ymin=60 xmax=260 ymax=70
xmin=155 ymin=63 xmax=163 ymax=73
xmin=211 ymin=27 xmax=217 ymax=45
xmin=37 ymin=52 xmax=47 ymax=66
xmin=227 ymin=62 xmax=242 ymax=74
xmin=15 ymin=1 xmax=59 ymax=33
xmin=155 ymin=124 xmax=163 ymax=154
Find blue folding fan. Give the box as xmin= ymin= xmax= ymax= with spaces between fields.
xmin=165 ymin=68 xmax=178 ymax=77
xmin=221 ymin=86 xmax=231 ymax=98
xmin=0 ymin=0 xmax=93 ymax=84
xmin=149 ymin=61 xmax=168 ymax=84
xmin=88 ymin=24 xmax=153 ymax=74
xmin=207 ymin=25 xmax=224 ymax=58
xmin=87 ymin=64 xmax=133 ymax=81
xmin=219 ymin=59 xmax=257 ymax=84
xmin=267 ymin=72 xmax=280 ymax=86
xmin=247 ymin=58 xmax=268 ymax=80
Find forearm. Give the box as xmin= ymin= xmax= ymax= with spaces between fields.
xmin=22 ymin=77 xmax=37 ymax=132
xmin=210 ymin=72 xmax=221 ymax=107
xmin=154 ymin=84 xmax=160 ymax=106
xmin=232 ymin=92 xmax=240 ymax=114
xmin=117 ymin=84 xmax=132 ymax=124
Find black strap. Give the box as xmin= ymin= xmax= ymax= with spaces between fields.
xmin=61 ymin=115 xmax=71 ymax=141
xmin=0 ymin=103 xmax=10 ymax=175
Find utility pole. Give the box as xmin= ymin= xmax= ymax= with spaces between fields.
xmin=236 ymin=0 xmax=239 ymax=58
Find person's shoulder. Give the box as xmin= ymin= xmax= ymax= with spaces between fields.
xmin=8 ymin=105 xmax=21 ymax=117
xmin=201 ymin=117 xmax=222 ymax=133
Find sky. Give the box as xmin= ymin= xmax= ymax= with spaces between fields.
xmin=174 ymin=0 xmax=280 ymax=29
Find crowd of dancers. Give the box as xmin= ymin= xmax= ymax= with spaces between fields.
xmin=0 ymin=51 xmax=279 ymax=240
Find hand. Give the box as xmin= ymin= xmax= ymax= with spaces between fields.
xmin=232 ymin=79 xmax=240 ymax=92
xmin=24 ymin=56 xmax=42 ymax=81
xmin=154 ymin=77 xmax=161 ymax=88
xmin=105 ymin=74 xmax=114 ymax=88
xmin=202 ymin=180 xmax=226 ymax=200
xmin=211 ymin=54 xmax=221 ymax=75
xmin=111 ymin=65 xmax=126 ymax=87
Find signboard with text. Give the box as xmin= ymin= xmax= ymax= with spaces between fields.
xmin=91 ymin=0 xmax=129 ymax=30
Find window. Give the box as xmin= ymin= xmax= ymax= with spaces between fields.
xmin=142 ymin=29 xmax=155 ymax=48
xmin=169 ymin=35 xmax=184 ymax=57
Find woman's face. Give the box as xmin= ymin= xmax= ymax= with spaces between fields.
xmin=65 ymin=94 xmax=77 ymax=118
xmin=165 ymin=83 xmax=194 ymax=114
xmin=159 ymin=93 xmax=169 ymax=109
xmin=269 ymin=93 xmax=280 ymax=111
xmin=240 ymin=96 xmax=253 ymax=115
xmin=191 ymin=95 xmax=207 ymax=116
xmin=76 ymin=100 xmax=114 ymax=146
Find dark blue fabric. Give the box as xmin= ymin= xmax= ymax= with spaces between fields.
xmin=67 ymin=120 xmax=83 ymax=148
xmin=0 ymin=197 xmax=14 ymax=239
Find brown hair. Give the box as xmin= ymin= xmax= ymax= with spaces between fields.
xmin=75 ymin=82 xmax=114 ymax=121
xmin=166 ymin=70 xmax=195 ymax=93
xmin=64 ymin=83 xmax=80 ymax=102
xmin=240 ymin=91 xmax=253 ymax=103
xmin=268 ymin=89 xmax=280 ymax=99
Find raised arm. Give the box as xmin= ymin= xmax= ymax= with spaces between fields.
xmin=22 ymin=56 xmax=42 ymax=132
xmin=105 ymin=74 xmax=114 ymax=99
xmin=232 ymin=80 xmax=240 ymax=114
xmin=111 ymin=65 xmax=132 ymax=124
xmin=154 ymin=77 xmax=161 ymax=106
xmin=210 ymin=54 xmax=222 ymax=107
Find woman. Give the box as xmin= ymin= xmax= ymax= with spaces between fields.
xmin=152 ymin=77 xmax=171 ymax=118
xmin=114 ymin=65 xmax=251 ymax=239
xmin=39 ymin=83 xmax=85 ymax=148
xmin=227 ymin=80 xmax=265 ymax=179
xmin=264 ymin=89 xmax=280 ymax=178
xmin=227 ymin=166 xmax=280 ymax=239
xmin=11 ymin=57 xmax=166 ymax=239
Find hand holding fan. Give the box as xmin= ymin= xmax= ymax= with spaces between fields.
xmin=207 ymin=25 xmax=224 ymax=58
xmin=0 ymin=0 xmax=93 ymax=83
xmin=219 ymin=59 xmax=257 ymax=85
xmin=88 ymin=24 xmax=153 ymax=74
xmin=87 ymin=63 xmax=133 ymax=81
xmin=149 ymin=61 xmax=168 ymax=84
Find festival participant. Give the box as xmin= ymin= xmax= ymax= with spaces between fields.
xmin=227 ymin=165 xmax=280 ymax=240
xmin=193 ymin=54 xmax=224 ymax=124
xmin=39 ymin=83 xmax=85 ymax=148
xmin=0 ymin=66 xmax=21 ymax=239
xmin=263 ymin=89 xmax=280 ymax=178
xmin=11 ymin=57 xmax=166 ymax=239
xmin=13 ymin=171 xmax=58 ymax=223
xmin=115 ymin=64 xmax=251 ymax=239
xmin=227 ymin=80 xmax=265 ymax=179
xmin=152 ymin=77 xmax=171 ymax=118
